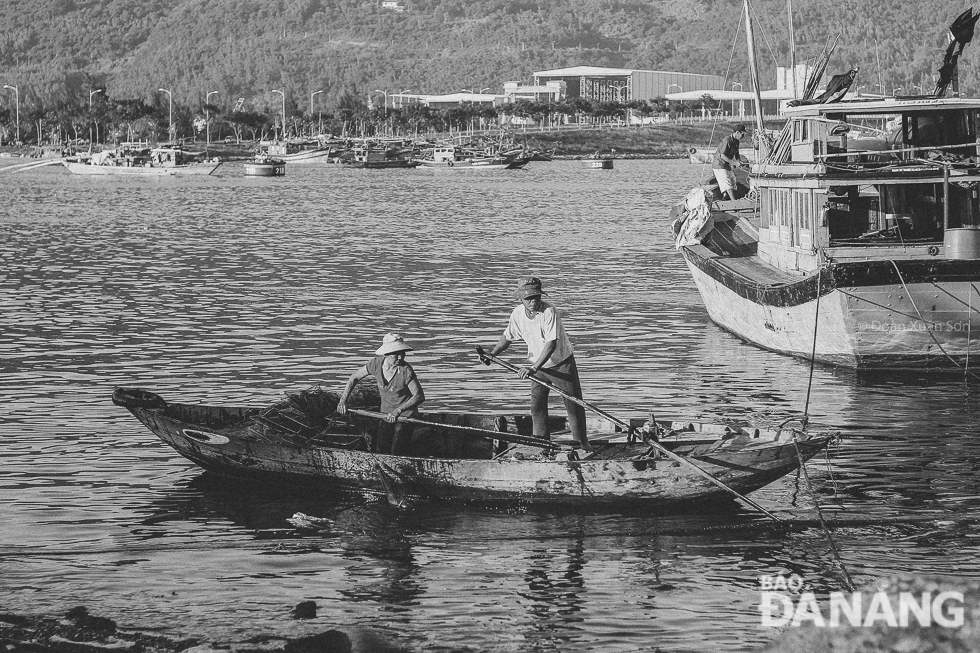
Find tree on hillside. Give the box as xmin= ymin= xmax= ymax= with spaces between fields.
xmin=111 ymin=99 xmax=155 ymax=143
xmin=223 ymin=110 xmax=269 ymax=142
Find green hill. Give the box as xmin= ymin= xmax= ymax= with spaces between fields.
xmin=0 ymin=0 xmax=975 ymax=116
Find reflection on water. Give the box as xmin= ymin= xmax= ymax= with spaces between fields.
xmin=2 ymin=161 xmax=980 ymax=652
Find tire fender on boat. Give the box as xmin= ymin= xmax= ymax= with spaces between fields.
xmin=447 ymin=161 xmax=453 ymax=167
xmin=111 ymin=387 xmax=167 ymax=411
xmin=689 ymin=147 xmax=698 ymax=154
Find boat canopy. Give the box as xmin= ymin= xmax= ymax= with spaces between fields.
xmin=783 ymin=97 xmax=980 ymax=117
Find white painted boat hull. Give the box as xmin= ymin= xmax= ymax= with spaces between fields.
xmin=681 ymin=246 xmax=980 ymax=369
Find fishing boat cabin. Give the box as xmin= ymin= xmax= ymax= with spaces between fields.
xmin=756 ymin=97 xmax=980 ymax=272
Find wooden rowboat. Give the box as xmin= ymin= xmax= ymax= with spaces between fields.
xmin=111 ymin=386 xmax=835 ymax=508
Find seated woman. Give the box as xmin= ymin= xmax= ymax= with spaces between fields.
xmin=337 ymin=333 xmax=425 ymax=455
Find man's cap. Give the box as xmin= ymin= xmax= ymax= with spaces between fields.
xmin=515 ymin=277 xmax=548 ymax=300
xmin=733 ymin=123 xmax=747 ymax=133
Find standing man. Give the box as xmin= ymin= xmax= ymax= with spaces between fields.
xmin=483 ymin=277 xmax=592 ymax=453
xmin=712 ymin=123 xmax=749 ymax=201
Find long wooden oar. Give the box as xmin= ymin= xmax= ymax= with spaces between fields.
xmin=475 ymin=346 xmax=781 ymax=521
xmin=347 ymin=408 xmax=558 ymax=450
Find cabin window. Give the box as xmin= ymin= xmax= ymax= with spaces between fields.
xmin=825 ymin=182 xmax=980 ymax=243
xmin=793 ymin=189 xmax=814 ymax=249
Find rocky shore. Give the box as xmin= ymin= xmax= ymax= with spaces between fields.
xmin=6 ymin=576 xmax=975 ymax=653
xmin=0 ymin=605 xmax=370 ymax=653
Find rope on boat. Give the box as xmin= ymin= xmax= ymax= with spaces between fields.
xmin=889 ymin=260 xmax=980 ymax=381
xmin=800 ymin=267 xmax=856 ymax=592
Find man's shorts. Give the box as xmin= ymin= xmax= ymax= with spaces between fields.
xmin=713 ymin=168 xmax=737 ymax=196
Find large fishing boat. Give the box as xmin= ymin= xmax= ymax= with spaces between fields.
xmin=670 ymin=6 xmax=980 ymax=371
xmin=111 ymin=385 xmax=833 ymax=509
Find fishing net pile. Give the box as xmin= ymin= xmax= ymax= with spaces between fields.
xmin=247 ymin=384 xmax=381 ymax=440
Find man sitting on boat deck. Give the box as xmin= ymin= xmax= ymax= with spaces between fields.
xmin=712 ymin=124 xmax=749 ymax=201
xmin=483 ymin=277 xmax=592 ymax=453
xmin=337 ymin=333 xmax=425 ymax=455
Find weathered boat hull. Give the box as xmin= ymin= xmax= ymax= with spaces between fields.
xmin=113 ymin=388 xmax=833 ymax=507
xmin=416 ymin=159 xmax=511 ymax=170
xmin=63 ymin=161 xmax=221 ymax=176
xmin=343 ymin=159 xmax=420 ymax=169
xmin=681 ymin=243 xmax=980 ymax=369
xmin=278 ymin=149 xmax=332 ymax=163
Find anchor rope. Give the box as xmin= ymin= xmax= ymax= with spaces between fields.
xmin=799 ymin=264 xmax=856 ymax=592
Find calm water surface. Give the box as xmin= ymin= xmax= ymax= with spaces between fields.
xmin=2 ymin=159 xmax=979 ymax=652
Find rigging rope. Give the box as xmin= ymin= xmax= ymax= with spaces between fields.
xmin=889 ymin=260 xmax=980 ymax=380
xmin=799 ymin=265 xmax=856 ymax=592
xmin=697 ymin=9 xmax=746 ymax=186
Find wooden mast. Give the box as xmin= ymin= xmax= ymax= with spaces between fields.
xmin=787 ymin=0 xmax=797 ymax=99
xmin=743 ymin=0 xmax=768 ymax=157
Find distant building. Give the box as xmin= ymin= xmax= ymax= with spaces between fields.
xmin=524 ymin=66 xmax=726 ymax=102
xmin=381 ymin=1 xmax=405 ymax=11
xmin=503 ymin=80 xmax=566 ymax=103
xmin=392 ymin=92 xmax=501 ymax=109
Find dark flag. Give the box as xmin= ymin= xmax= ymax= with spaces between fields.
xmin=934 ymin=7 xmax=979 ymax=96
xmin=788 ymin=68 xmax=859 ymax=107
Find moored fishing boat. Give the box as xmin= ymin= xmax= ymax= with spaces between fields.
xmin=582 ymin=150 xmax=615 ymax=169
xmin=341 ymin=145 xmax=420 ymax=169
xmin=261 ymin=139 xmax=334 ymax=163
xmin=243 ymin=153 xmax=286 ymax=177
xmin=111 ymin=385 xmax=834 ymax=508
xmin=669 ymin=5 xmax=980 ymax=371
xmin=62 ymin=142 xmax=221 ymax=176
xmin=415 ymin=145 xmax=528 ymax=170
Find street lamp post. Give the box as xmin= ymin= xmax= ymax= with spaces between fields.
xmin=892 ymin=86 xmax=903 ymax=96
xmin=3 ymin=84 xmax=19 ymax=144
xmin=393 ymin=89 xmax=412 ymax=110
xmin=374 ymin=90 xmax=389 ymax=136
xmin=158 ymin=88 xmax=173 ymax=142
xmin=271 ymin=90 xmax=286 ymax=141
xmin=310 ymin=89 xmax=323 ymax=137
xmin=206 ymin=90 xmax=218 ymax=146
xmin=89 ymin=88 xmax=103 ymax=145
xmin=667 ymin=84 xmax=682 ymax=120
xmin=731 ymin=82 xmax=743 ymax=117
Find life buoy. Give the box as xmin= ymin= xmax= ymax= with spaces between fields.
xmin=928 ymin=245 xmax=940 ymax=256
xmin=112 ymin=387 xmax=167 ymax=410
xmin=689 ymin=147 xmax=698 ymax=154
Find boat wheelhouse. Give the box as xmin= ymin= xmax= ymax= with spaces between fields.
xmin=673 ymin=97 xmax=980 ymax=370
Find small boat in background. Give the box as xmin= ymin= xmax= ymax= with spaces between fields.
xmin=341 ymin=145 xmax=420 ymax=169
xmin=261 ymin=139 xmax=333 ymax=163
xmin=416 ymin=145 xmax=528 ymax=170
xmin=244 ymin=153 xmax=285 ymax=177
xmin=582 ymin=149 xmax=615 ymax=169
xmin=111 ymin=385 xmax=835 ymax=508
xmin=62 ymin=142 xmax=221 ymax=176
